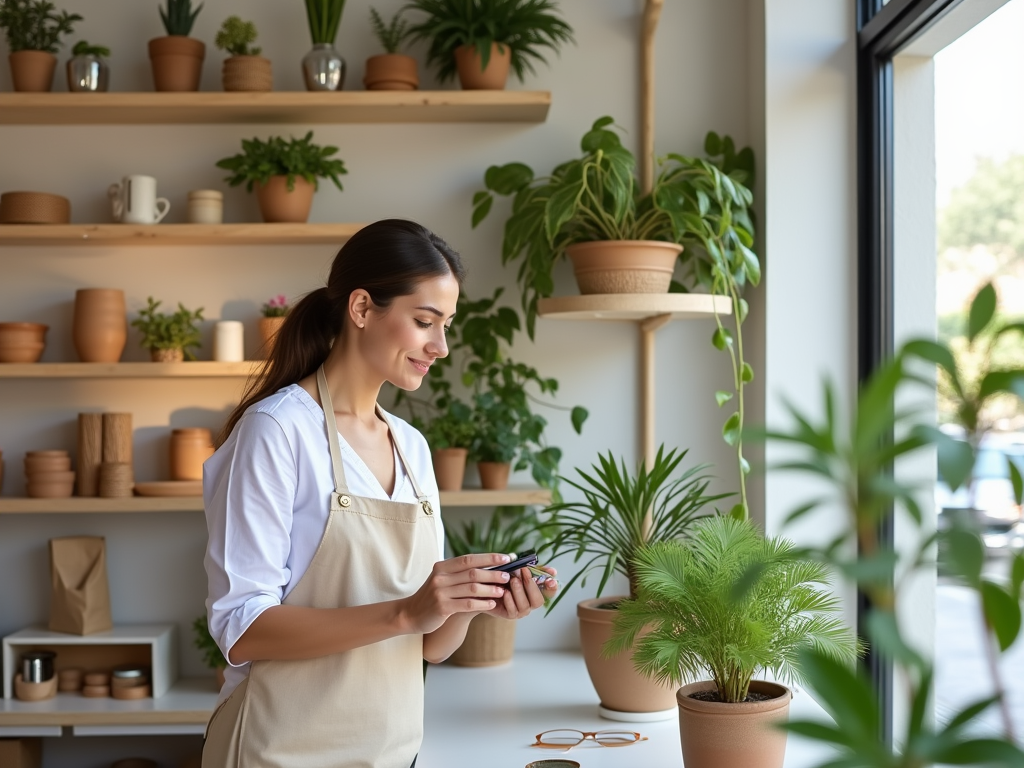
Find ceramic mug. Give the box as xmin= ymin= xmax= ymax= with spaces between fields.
xmin=108 ymin=175 xmax=170 ymax=224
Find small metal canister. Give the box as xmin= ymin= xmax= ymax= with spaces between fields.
xmin=22 ymin=650 xmax=56 ymax=683
xmin=67 ymin=55 xmax=109 ymax=92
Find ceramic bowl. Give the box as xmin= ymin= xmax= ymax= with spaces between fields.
xmin=14 ymin=673 xmax=57 ymax=702
xmin=0 ymin=342 xmax=45 ymax=363
xmin=0 ymin=322 xmax=48 ymax=344
xmin=25 ymin=456 xmax=72 ymax=473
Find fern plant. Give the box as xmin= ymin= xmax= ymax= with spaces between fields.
xmin=131 ymin=297 xmax=204 ymax=360
xmin=369 ymin=6 xmax=409 ymax=54
xmin=0 ymin=0 xmax=81 ymax=53
xmin=609 ymin=515 xmax=859 ymax=703
xmin=159 ymin=0 xmax=202 ymax=37
xmin=445 ymin=507 xmax=545 ymax=559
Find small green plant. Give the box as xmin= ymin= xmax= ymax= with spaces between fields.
xmin=214 ymin=15 xmax=260 ymax=57
xmin=403 ymin=0 xmax=573 ymax=83
xmin=71 ymin=40 xmax=109 ymax=57
xmin=216 ymin=131 xmax=347 ymax=193
xmin=304 ymin=0 xmax=345 ymax=45
xmin=192 ymin=615 xmax=226 ymax=670
xmin=260 ymin=294 xmax=289 ymax=318
xmin=159 ymin=0 xmax=202 ymax=37
xmin=369 ymin=7 xmax=409 ymax=54
xmin=0 ymin=0 xmax=81 ymax=53
xmin=131 ymin=297 xmax=204 ymax=360
xmin=608 ymin=516 xmax=859 ymax=703
xmin=423 ymin=399 xmax=475 ymax=450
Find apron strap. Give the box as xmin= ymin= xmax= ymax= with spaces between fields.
xmin=376 ymin=407 xmax=434 ymax=517
xmin=316 ymin=366 xmax=349 ymax=494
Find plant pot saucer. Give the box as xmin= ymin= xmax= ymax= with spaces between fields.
xmin=597 ymin=704 xmax=676 ymax=722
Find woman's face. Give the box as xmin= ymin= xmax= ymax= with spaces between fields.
xmin=359 ymin=273 xmax=460 ymax=391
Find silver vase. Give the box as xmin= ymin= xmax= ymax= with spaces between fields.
xmin=302 ymin=43 xmax=345 ymax=91
xmin=66 ymin=55 xmax=109 ymax=92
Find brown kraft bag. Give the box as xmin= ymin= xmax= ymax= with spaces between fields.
xmin=48 ymin=536 xmax=113 ymax=635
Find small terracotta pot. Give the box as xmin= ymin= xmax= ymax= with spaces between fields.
xmin=676 ymin=680 xmax=792 ymax=768
xmin=363 ymin=54 xmax=418 ymax=90
xmin=73 ymin=289 xmax=127 ymax=363
xmin=454 ymin=43 xmax=511 ymax=90
xmin=566 ymin=240 xmax=683 ymax=295
xmin=478 ymin=461 xmax=511 ymax=490
xmin=9 ymin=50 xmax=57 ymax=92
xmin=450 ymin=614 xmax=516 ymax=667
xmin=148 ymin=36 xmax=205 ymax=92
xmin=258 ymin=316 xmax=286 ymax=359
xmin=0 ymin=322 xmax=48 ymax=363
xmin=254 ymin=175 xmax=315 ymax=223
xmin=14 ymin=673 xmax=57 ymax=701
xmin=432 ymin=448 xmax=468 ymax=491
xmin=222 ymin=55 xmax=273 ymax=91
xmin=170 ymin=428 xmax=214 ymax=481
xmin=152 ymin=348 xmax=185 ymax=362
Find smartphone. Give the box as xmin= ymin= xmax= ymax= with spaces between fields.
xmin=486 ymin=550 xmax=539 ymax=573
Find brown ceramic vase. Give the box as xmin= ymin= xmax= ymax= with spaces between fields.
xmin=454 ymin=43 xmax=511 ymax=90
xmin=478 ymin=461 xmax=511 ymax=490
xmin=450 ymin=614 xmax=516 ymax=667
xmin=170 ymin=428 xmax=214 ymax=481
xmin=676 ymin=680 xmax=792 ymax=768
xmin=566 ymin=241 xmax=683 ymax=295
xmin=9 ymin=51 xmax=57 ymax=92
xmin=255 ymin=176 xmax=315 ymax=223
xmin=222 ymin=55 xmax=272 ymax=91
xmin=149 ymin=36 xmax=205 ymax=91
xmin=432 ymin=448 xmax=468 ymax=491
xmin=73 ymin=289 xmax=127 ymax=363
xmin=258 ymin=316 xmax=286 ymax=358
xmin=363 ymin=54 xmax=418 ymax=90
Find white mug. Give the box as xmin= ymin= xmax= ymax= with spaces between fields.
xmin=108 ymin=175 xmax=170 ymax=224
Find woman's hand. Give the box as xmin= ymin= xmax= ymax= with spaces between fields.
xmin=484 ymin=566 xmax=558 ymax=621
xmin=400 ymin=553 xmax=513 ymax=635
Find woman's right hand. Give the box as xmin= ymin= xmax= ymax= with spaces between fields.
xmin=400 ymin=553 xmax=513 ymax=635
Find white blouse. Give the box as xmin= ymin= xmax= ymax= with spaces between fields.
xmin=203 ymin=383 xmax=443 ymax=702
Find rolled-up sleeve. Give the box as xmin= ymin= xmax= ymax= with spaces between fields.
xmin=204 ymin=412 xmax=297 ymax=666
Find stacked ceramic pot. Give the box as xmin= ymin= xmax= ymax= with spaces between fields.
xmin=0 ymin=322 xmax=48 ymax=363
xmin=24 ymin=450 xmax=74 ymax=498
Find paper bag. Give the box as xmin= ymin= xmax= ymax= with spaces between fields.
xmin=48 ymin=536 xmax=113 ymax=635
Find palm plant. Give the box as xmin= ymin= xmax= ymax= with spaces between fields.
xmin=445 ymin=507 xmax=545 ymax=559
xmin=608 ymin=515 xmax=859 ymax=703
xmin=159 ymin=0 xmax=202 ymax=37
xmin=304 ymin=0 xmax=345 ymax=45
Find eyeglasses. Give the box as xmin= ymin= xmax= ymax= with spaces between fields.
xmin=531 ymin=729 xmax=648 ymax=750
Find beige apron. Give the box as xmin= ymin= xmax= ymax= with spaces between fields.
xmin=203 ymin=366 xmax=438 ymax=768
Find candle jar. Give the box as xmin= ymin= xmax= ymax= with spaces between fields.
xmin=187 ymin=190 xmax=223 ymax=224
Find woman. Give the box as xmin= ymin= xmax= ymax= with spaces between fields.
xmin=202 ymin=220 xmax=557 ymax=768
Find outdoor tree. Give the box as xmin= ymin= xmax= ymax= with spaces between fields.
xmin=939 ymin=153 xmax=1024 ymax=257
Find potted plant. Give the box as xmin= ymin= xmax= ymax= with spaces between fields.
xmin=543 ymin=446 xmax=727 ymax=718
xmin=192 ymin=614 xmax=227 ymax=688
xmin=423 ymin=399 xmax=475 ymax=491
xmin=130 ymin=296 xmax=204 ymax=362
xmin=66 ymin=40 xmax=109 ymax=92
xmin=609 ymin=515 xmax=858 ymax=768
xmin=257 ymin=294 xmax=288 ymax=359
xmin=363 ymin=6 xmax=417 ymax=91
xmin=301 ymin=0 xmax=346 ymax=91
xmin=149 ymin=0 xmax=204 ymax=92
xmin=404 ymin=0 xmax=573 ymax=90
xmin=215 ymin=131 xmax=347 ymax=223
xmin=0 ymin=0 xmax=81 ymax=92
xmin=215 ymin=15 xmax=271 ymax=92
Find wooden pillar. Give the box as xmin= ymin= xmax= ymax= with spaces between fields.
xmin=640 ymin=0 xmax=665 ymax=195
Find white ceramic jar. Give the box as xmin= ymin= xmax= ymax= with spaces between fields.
xmin=213 ymin=321 xmax=244 ymax=362
xmin=187 ymin=190 xmax=223 ymax=224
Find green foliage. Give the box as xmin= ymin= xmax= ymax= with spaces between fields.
xmin=159 ymin=0 xmax=202 ymax=37
xmin=304 ymin=0 xmax=346 ymax=45
xmin=215 ymin=15 xmax=260 ymax=57
xmin=0 ymin=0 xmax=80 ymax=53
xmin=403 ymin=0 xmax=573 ymax=83
xmin=192 ymin=615 xmax=226 ymax=670
xmin=542 ymin=446 xmax=727 ymax=610
xmin=71 ymin=40 xmax=109 ymax=57
xmin=940 ymin=154 xmax=1024 ymax=256
xmin=608 ymin=516 xmax=858 ymax=703
xmin=130 ymin=297 xmax=204 ymax=360
xmin=215 ymin=131 xmax=347 ymax=193
xmin=260 ymin=294 xmax=289 ymax=318
xmin=423 ymin=399 xmax=474 ymax=450
xmin=369 ymin=6 xmax=409 ymax=54
xmin=445 ymin=506 xmax=546 ymax=558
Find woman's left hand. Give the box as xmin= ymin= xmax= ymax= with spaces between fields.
xmin=484 ymin=566 xmax=558 ymax=621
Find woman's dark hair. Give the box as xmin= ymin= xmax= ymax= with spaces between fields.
xmin=221 ymin=219 xmax=466 ymax=441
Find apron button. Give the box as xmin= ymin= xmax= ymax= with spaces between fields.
xmin=339 ymin=494 xmax=351 ymax=507
xmin=421 ymin=501 xmax=433 ymax=516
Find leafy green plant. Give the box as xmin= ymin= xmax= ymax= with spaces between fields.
xmin=445 ymin=506 xmax=545 ymax=559
xmin=159 ymin=0 xmax=202 ymax=37
xmin=403 ymin=0 xmax=573 ymax=83
xmin=192 ymin=615 xmax=226 ymax=670
xmin=423 ymin=399 xmax=475 ymax=450
xmin=71 ymin=40 xmax=109 ymax=57
xmin=369 ymin=6 xmax=409 ymax=54
xmin=542 ymin=446 xmax=726 ymax=609
xmin=0 ymin=0 xmax=80 ymax=53
xmin=304 ymin=0 xmax=345 ymax=45
xmin=131 ymin=297 xmax=204 ymax=360
xmin=609 ymin=516 xmax=858 ymax=703
xmin=215 ymin=15 xmax=260 ymax=57
xmin=216 ymin=131 xmax=347 ymax=193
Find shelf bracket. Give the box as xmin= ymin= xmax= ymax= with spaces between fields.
xmin=640 ymin=0 xmax=665 ymax=195
xmin=640 ymin=313 xmax=673 ymax=469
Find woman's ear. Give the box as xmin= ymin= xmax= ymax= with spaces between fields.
xmin=348 ymin=289 xmax=372 ymax=330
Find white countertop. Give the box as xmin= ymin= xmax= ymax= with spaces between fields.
xmin=420 ymin=650 xmax=837 ymax=768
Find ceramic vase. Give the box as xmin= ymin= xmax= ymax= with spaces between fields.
xmin=73 ymin=289 xmax=127 ymax=363
xmin=170 ymin=428 xmax=214 ymax=481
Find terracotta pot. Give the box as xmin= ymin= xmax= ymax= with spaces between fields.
xmin=152 ymin=348 xmax=185 ymax=362
xmin=254 ymin=176 xmax=315 ymax=223
xmin=148 ymin=36 xmax=205 ymax=92
xmin=222 ymin=55 xmax=273 ymax=91
xmin=170 ymin=428 xmax=214 ymax=481
xmin=566 ymin=240 xmax=683 ymax=295
xmin=677 ymin=680 xmax=792 ymax=768
xmin=73 ymin=289 xmax=127 ymax=363
xmin=455 ymin=43 xmax=511 ymax=90
xmin=258 ymin=316 xmax=286 ymax=359
xmin=25 ymin=456 xmax=72 ymax=474
xmin=26 ymin=471 xmax=75 ymax=498
xmin=9 ymin=50 xmax=57 ymax=92
xmin=577 ymin=597 xmax=677 ymax=717
xmin=450 ymin=614 xmax=516 ymax=667
xmin=478 ymin=461 xmax=511 ymax=490
xmin=0 ymin=322 xmax=48 ymax=363
xmin=432 ymin=448 xmax=468 ymax=491
xmin=363 ymin=54 xmax=418 ymax=91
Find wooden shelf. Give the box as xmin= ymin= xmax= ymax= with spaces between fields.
xmin=440 ymin=488 xmax=552 ymax=507
xmin=537 ymin=293 xmax=733 ymax=321
xmin=0 ymin=222 xmax=363 ymax=247
xmin=0 ymin=91 xmax=551 ymax=125
xmin=0 ymin=361 xmax=261 ymax=378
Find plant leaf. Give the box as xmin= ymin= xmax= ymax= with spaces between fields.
xmin=968 ymin=282 xmax=997 ymax=341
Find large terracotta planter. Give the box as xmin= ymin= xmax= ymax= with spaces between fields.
xmin=455 ymin=43 xmax=511 ymax=90
xmin=9 ymin=51 xmax=57 ymax=92
xmin=73 ymin=289 xmax=127 ymax=363
xmin=677 ymin=680 xmax=792 ymax=768
xmin=450 ymin=614 xmax=516 ymax=667
xmin=148 ymin=36 xmax=205 ymax=92
xmin=478 ymin=461 xmax=511 ymax=490
xmin=363 ymin=54 xmax=418 ymax=91
xmin=222 ymin=55 xmax=272 ymax=91
xmin=566 ymin=240 xmax=683 ymax=295
xmin=432 ymin=448 xmax=468 ymax=491
xmin=577 ymin=598 xmax=677 ymax=719
xmin=254 ymin=176 xmax=315 ymax=223
xmin=258 ymin=316 xmax=286 ymax=358
xmin=0 ymin=322 xmax=47 ymax=363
